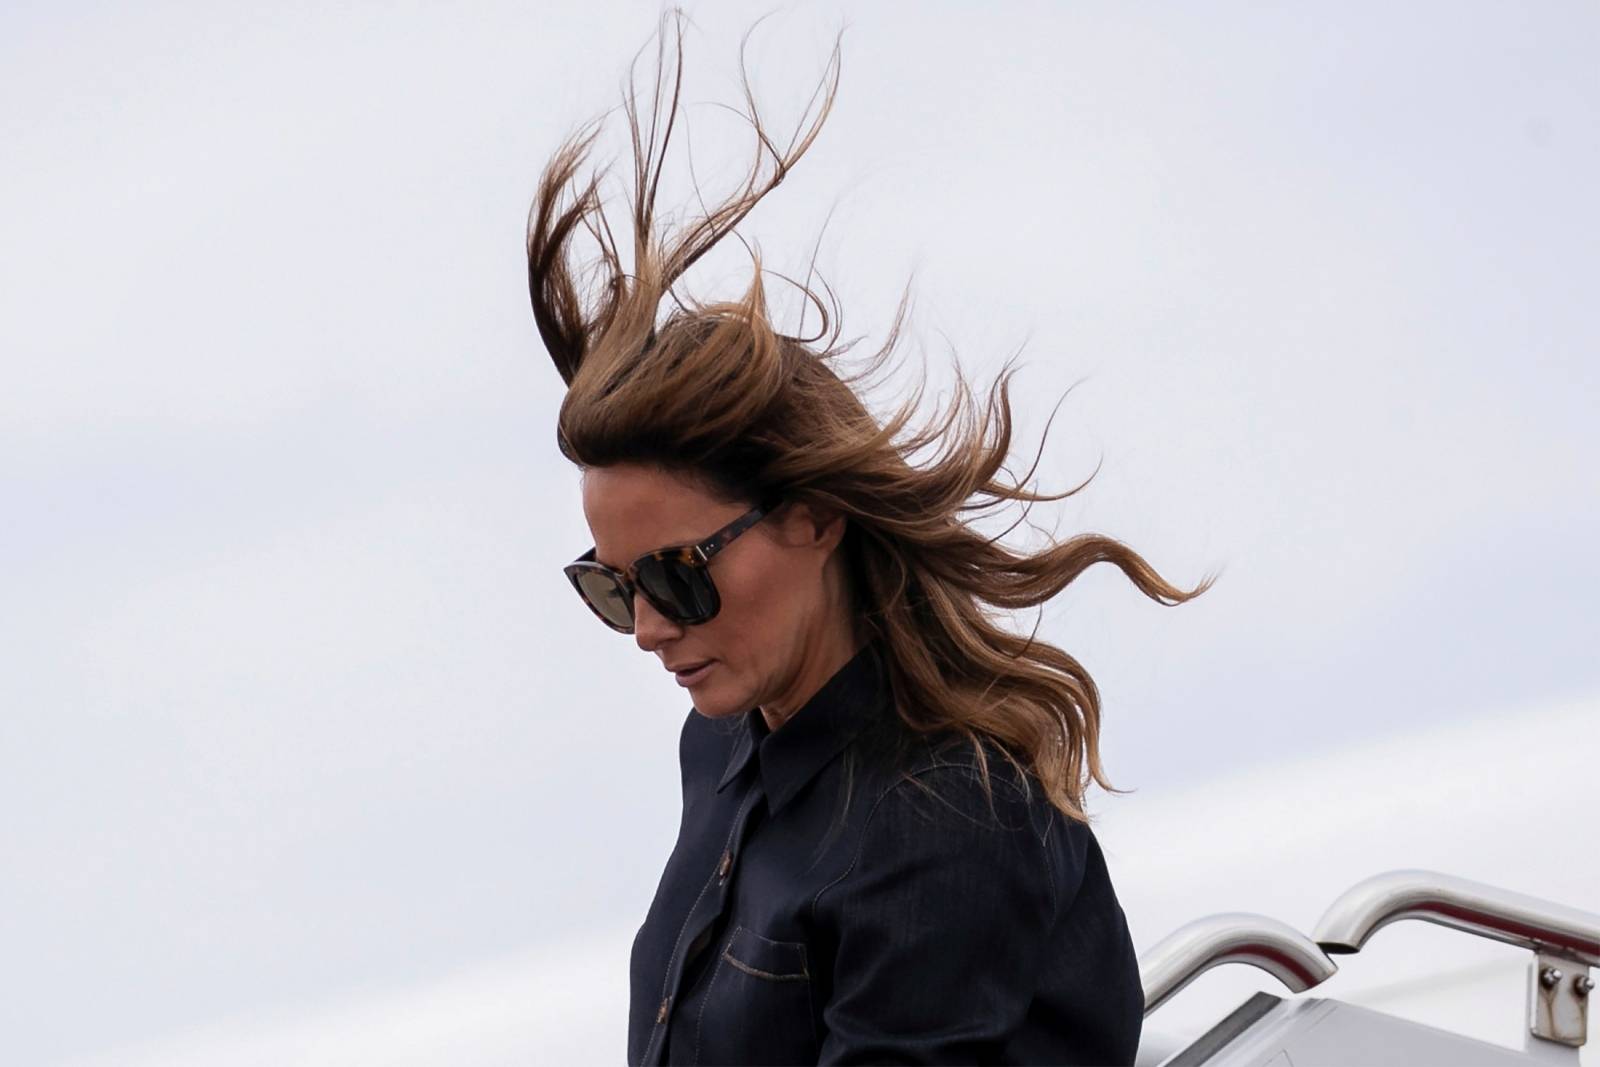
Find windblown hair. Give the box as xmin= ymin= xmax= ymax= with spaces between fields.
xmin=527 ymin=10 xmax=1216 ymax=827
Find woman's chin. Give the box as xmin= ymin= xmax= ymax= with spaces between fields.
xmin=690 ymin=688 xmax=746 ymax=720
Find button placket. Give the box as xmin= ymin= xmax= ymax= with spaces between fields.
xmin=642 ymin=786 xmax=762 ymax=1065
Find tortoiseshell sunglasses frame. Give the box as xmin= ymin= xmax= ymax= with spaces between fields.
xmin=563 ymin=497 xmax=784 ymax=633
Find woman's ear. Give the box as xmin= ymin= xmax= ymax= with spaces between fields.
xmin=778 ymin=500 xmax=847 ymax=554
xmin=805 ymin=504 xmax=848 ymax=555
xmin=817 ymin=509 xmax=847 ymax=554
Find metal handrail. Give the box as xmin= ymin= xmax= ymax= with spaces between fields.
xmin=1139 ymin=912 xmax=1339 ymax=1015
xmin=1312 ymin=869 xmax=1600 ymax=967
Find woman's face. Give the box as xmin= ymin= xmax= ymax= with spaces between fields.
xmin=579 ymin=462 xmax=851 ymax=723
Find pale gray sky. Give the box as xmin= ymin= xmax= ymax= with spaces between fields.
xmin=3 ymin=2 xmax=1596 ymax=1062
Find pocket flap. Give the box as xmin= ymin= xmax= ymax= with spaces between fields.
xmin=722 ymin=924 xmax=810 ymax=981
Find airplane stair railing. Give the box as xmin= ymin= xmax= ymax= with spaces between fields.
xmin=1313 ymin=869 xmax=1599 ymax=1049
xmin=1140 ymin=913 xmax=1339 ymax=1014
xmin=1137 ymin=868 xmax=1600 ymax=1064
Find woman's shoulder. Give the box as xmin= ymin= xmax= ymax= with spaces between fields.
xmin=850 ymin=727 xmax=1045 ymax=834
xmin=879 ymin=724 xmax=1038 ymax=795
xmin=862 ymin=725 xmax=1110 ymax=860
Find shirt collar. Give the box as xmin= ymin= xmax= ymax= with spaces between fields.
xmin=715 ymin=638 xmax=890 ymax=816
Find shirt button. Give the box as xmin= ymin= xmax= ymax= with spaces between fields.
xmin=717 ymin=850 xmax=733 ymax=880
xmin=656 ymin=995 xmax=670 ymax=1024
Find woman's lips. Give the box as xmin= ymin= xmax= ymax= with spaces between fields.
xmin=674 ymin=661 xmax=715 ymax=686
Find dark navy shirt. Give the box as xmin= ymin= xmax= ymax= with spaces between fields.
xmin=627 ymin=638 xmax=1144 ymax=1065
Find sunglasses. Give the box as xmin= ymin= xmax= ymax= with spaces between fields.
xmin=563 ymin=497 xmax=784 ymax=633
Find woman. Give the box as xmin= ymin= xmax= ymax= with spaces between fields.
xmin=528 ymin=12 xmax=1213 ymax=1065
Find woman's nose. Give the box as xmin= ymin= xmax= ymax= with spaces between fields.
xmin=632 ymin=591 xmax=682 ymax=651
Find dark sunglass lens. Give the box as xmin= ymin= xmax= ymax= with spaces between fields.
xmin=574 ymin=569 xmax=634 ymax=630
xmin=635 ymin=556 xmax=716 ymax=621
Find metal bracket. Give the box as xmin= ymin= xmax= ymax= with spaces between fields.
xmin=1528 ymin=951 xmax=1591 ymax=1048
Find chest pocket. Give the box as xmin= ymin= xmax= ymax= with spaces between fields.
xmin=688 ymin=923 xmax=818 ymax=1066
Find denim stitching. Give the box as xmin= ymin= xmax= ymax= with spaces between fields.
xmin=809 ymin=779 xmax=899 ymax=927
xmin=1039 ymin=801 xmax=1059 ymax=916
xmin=642 ymin=786 xmax=761 ymax=1066
xmin=721 ymin=925 xmax=812 ymax=979
xmin=804 ymin=766 xmax=1053 ymax=1053
xmin=723 ymin=953 xmax=810 ymax=981
xmin=810 ymin=764 xmax=1050 ymax=923
xmin=693 ymin=923 xmax=816 ymax=1062
xmin=688 ymin=931 xmax=732 ymax=1065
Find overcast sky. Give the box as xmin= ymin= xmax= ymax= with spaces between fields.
xmin=3 ymin=2 xmax=1596 ymax=1062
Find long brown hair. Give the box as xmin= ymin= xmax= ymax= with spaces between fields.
xmin=527 ymin=9 xmax=1216 ymax=827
